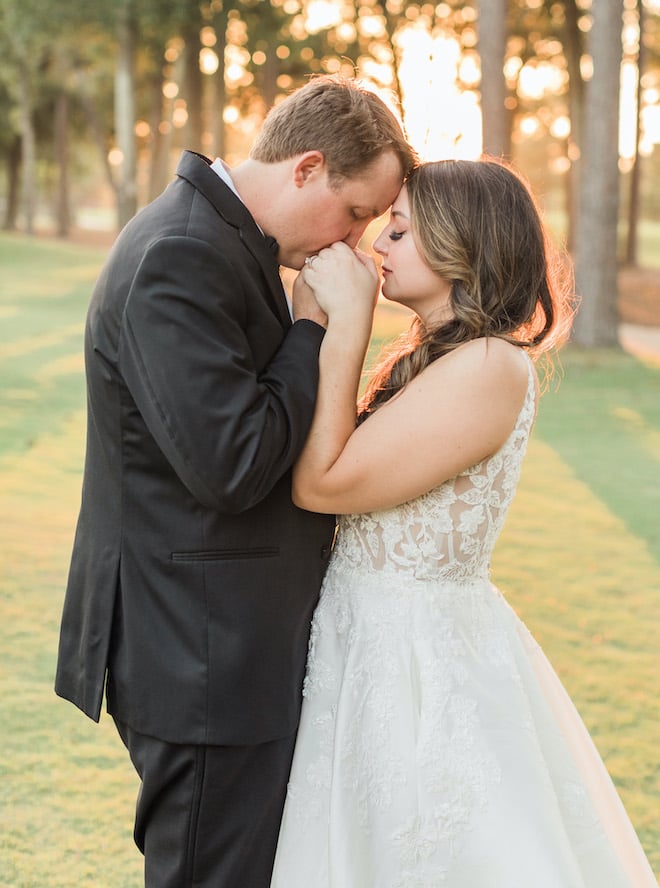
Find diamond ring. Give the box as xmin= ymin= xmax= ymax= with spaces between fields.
xmin=304 ymin=255 xmax=317 ymax=267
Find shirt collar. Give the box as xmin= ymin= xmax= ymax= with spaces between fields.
xmin=210 ymin=157 xmax=242 ymax=201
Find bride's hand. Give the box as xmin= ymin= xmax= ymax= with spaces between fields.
xmin=302 ymin=243 xmax=379 ymax=334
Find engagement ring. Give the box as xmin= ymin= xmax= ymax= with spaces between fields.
xmin=304 ymin=255 xmax=317 ymax=267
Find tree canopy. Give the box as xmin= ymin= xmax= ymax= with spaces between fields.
xmin=1 ymin=0 xmax=658 ymax=345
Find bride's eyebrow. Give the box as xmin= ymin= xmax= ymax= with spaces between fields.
xmin=391 ymin=210 xmax=409 ymax=220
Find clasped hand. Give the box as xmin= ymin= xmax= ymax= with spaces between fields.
xmin=293 ymin=243 xmax=379 ymax=333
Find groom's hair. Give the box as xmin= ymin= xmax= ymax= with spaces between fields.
xmin=250 ymin=75 xmax=417 ymax=186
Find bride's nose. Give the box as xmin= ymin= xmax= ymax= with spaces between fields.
xmin=373 ymin=231 xmax=387 ymax=256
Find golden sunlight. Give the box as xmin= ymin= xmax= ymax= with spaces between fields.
xmin=397 ymin=29 xmax=482 ymax=161
xmin=305 ymin=0 xmax=343 ymax=34
xmin=198 ymin=4 xmax=660 ymax=171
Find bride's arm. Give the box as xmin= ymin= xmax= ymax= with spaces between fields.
xmin=293 ymin=329 xmax=532 ymax=516
xmin=292 ymin=243 xmax=379 ymax=499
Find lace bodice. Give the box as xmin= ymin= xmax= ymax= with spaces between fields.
xmin=330 ymin=354 xmax=537 ymax=585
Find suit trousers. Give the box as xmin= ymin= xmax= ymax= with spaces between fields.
xmin=114 ymin=718 xmax=297 ymax=888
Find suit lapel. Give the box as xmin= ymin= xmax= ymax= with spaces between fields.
xmin=175 ymin=151 xmax=292 ymax=329
xmin=237 ymin=225 xmax=292 ymax=329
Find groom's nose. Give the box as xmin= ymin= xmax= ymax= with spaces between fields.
xmin=342 ymin=220 xmax=370 ymax=250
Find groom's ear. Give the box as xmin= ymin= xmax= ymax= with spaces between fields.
xmin=292 ymin=152 xmax=326 ymax=188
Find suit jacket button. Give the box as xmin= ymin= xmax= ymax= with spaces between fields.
xmin=320 ymin=545 xmax=330 ymax=559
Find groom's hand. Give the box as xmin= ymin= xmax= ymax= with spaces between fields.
xmin=292 ymin=267 xmax=328 ymax=328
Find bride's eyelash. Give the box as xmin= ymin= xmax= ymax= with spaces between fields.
xmin=389 ymin=231 xmax=405 ymax=241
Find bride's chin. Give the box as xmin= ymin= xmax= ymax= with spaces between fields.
xmin=382 ymin=291 xmax=408 ymax=311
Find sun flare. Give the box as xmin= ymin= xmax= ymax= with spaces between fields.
xmin=397 ymin=29 xmax=483 ymax=161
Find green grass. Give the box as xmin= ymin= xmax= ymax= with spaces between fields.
xmin=0 ymin=233 xmax=144 ymax=887
xmin=513 ymin=348 xmax=660 ymax=865
xmin=542 ymin=211 xmax=660 ymax=270
xmin=1 ymin=233 xmax=659 ymax=884
xmin=0 ymin=234 xmax=103 ymax=460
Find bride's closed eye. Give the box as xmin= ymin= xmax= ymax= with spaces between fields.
xmin=389 ymin=230 xmax=405 ymax=241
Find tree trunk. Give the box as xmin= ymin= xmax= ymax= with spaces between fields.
xmin=562 ymin=0 xmax=584 ymax=253
xmin=182 ymin=18 xmax=204 ymax=151
xmin=78 ymin=85 xmax=117 ymax=194
xmin=384 ymin=10 xmax=405 ymax=114
xmin=3 ymin=135 xmax=21 ymax=231
xmin=55 ymin=90 xmax=71 ymax=237
xmin=477 ymin=0 xmax=509 ymax=157
xmin=115 ymin=0 xmax=138 ymax=230
xmin=625 ymin=0 xmax=643 ymax=267
xmin=261 ymin=45 xmax=279 ymax=111
xmin=211 ymin=14 xmax=227 ymax=158
xmin=18 ymin=60 xmax=36 ymax=235
xmin=147 ymin=68 xmax=169 ymax=202
xmin=573 ymin=0 xmax=624 ymax=347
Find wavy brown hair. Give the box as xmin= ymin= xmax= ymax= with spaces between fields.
xmin=358 ymin=158 xmax=574 ymax=422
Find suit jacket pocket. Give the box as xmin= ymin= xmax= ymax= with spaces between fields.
xmin=171 ymin=546 xmax=280 ymax=562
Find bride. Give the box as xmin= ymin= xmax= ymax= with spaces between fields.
xmin=270 ymin=159 xmax=657 ymax=887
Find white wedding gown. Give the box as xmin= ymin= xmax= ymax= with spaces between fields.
xmin=271 ymin=357 xmax=657 ymax=887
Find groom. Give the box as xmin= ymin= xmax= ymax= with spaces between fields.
xmin=55 ymin=76 xmax=415 ymax=887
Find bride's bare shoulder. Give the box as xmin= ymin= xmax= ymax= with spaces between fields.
xmin=424 ymin=337 xmax=530 ymax=388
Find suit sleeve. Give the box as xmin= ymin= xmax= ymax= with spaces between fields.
xmin=118 ymin=234 xmax=324 ymax=513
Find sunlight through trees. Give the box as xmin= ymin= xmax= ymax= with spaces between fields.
xmin=0 ymin=0 xmax=659 ymax=344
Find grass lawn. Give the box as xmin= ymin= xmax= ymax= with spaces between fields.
xmin=1 ymin=233 xmax=658 ymax=885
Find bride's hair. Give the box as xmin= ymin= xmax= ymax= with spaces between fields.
xmin=358 ymin=158 xmax=574 ymax=423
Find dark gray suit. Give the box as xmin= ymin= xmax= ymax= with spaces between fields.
xmin=55 ymin=150 xmax=336 ymax=886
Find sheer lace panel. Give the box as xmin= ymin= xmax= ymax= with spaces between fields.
xmin=332 ymin=354 xmax=536 ymax=584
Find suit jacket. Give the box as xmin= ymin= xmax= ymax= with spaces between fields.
xmin=55 ymin=150 xmax=337 ymax=746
